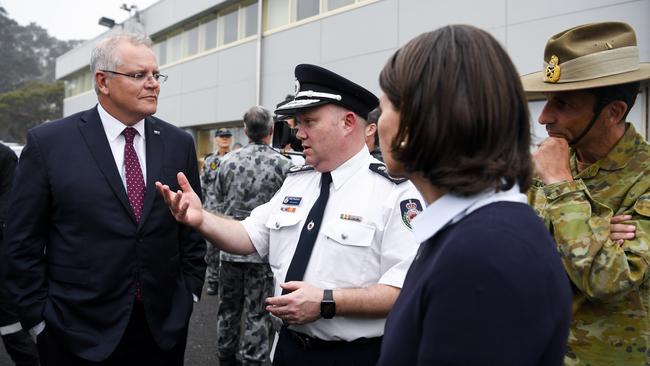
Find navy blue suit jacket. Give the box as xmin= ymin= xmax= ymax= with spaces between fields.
xmin=3 ymin=106 xmax=206 ymax=361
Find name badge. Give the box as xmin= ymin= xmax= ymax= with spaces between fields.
xmin=283 ymin=196 xmax=302 ymax=206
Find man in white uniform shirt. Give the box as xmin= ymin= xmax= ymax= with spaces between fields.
xmin=157 ymin=64 xmax=423 ymax=366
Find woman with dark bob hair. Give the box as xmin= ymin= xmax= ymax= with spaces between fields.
xmin=375 ymin=25 xmax=572 ymax=365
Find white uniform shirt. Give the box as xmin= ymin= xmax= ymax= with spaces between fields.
xmin=242 ymin=147 xmax=423 ymax=341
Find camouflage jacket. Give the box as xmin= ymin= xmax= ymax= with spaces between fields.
xmin=528 ymin=123 xmax=650 ymax=366
xmin=201 ymin=152 xmax=224 ymax=213
xmin=214 ymin=143 xmax=292 ymax=263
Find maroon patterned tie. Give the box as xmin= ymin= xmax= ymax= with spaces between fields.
xmin=122 ymin=127 xmax=146 ymax=222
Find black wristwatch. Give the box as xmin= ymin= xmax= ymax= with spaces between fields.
xmin=320 ymin=289 xmax=336 ymax=319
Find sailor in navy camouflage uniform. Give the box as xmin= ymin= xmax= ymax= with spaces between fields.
xmin=157 ymin=64 xmax=423 ymax=366
xmin=200 ymin=128 xmax=232 ymax=295
xmin=214 ymin=107 xmax=292 ymax=366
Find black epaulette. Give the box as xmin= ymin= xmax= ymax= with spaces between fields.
xmin=287 ymin=165 xmax=315 ymax=174
xmin=369 ymin=163 xmax=407 ymax=184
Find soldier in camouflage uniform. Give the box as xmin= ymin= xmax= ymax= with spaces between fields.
xmin=213 ymin=107 xmax=291 ymax=366
xmin=521 ymin=22 xmax=650 ymax=365
xmin=200 ymin=128 xmax=232 ymax=295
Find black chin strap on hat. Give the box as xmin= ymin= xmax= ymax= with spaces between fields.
xmin=569 ymin=100 xmax=608 ymax=147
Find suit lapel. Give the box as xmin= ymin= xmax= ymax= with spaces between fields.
xmin=139 ymin=117 xmax=163 ymax=228
xmin=78 ymin=106 xmax=135 ymax=222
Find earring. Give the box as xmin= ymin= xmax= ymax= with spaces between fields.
xmin=399 ymin=140 xmax=407 ymax=148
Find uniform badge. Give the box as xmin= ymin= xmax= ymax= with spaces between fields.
xmin=544 ymin=55 xmax=561 ymax=83
xmin=400 ymin=199 xmax=423 ymax=230
xmin=283 ymin=196 xmax=302 ymax=206
xmin=209 ymin=161 xmax=217 ymax=170
xmin=281 ymin=207 xmax=296 ymax=213
xmin=294 ymin=79 xmax=301 ymax=96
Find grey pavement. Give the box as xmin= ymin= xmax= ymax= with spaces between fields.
xmin=0 ymin=286 xmax=221 ymax=366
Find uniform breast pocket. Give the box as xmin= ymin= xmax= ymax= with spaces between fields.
xmin=318 ymin=220 xmax=376 ymax=287
xmin=265 ymin=213 xmax=301 ymax=270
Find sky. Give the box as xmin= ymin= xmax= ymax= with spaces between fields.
xmin=1 ymin=0 xmax=159 ymax=41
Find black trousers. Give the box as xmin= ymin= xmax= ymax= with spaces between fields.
xmin=273 ymin=328 xmax=382 ymax=366
xmin=37 ymin=301 xmax=188 ymax=366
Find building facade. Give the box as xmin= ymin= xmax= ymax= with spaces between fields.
xmin=56 ymin=0 xmax=650 ymax=158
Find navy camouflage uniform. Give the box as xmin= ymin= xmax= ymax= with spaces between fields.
xmin=201 ymin=152 xmax=225 ymax=291
xmin=214 ymin=143 xmax=292 ymax=365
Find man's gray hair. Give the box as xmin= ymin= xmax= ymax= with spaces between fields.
xmin=243 ymin=106 xmax=273 ymax=142
xmin=90 ymin=32 xmax=153 ymax=94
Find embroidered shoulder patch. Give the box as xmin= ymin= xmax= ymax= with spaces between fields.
xmin=400 ymin=199 xmax=423 ymax=230
xmin=369 ymin=163 xmax=407 ymax=184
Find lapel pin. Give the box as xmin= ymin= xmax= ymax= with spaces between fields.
xmin=153 ymin=130 xmax=160 ymax=135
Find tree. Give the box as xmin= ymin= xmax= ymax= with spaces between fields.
xmin=0 ymin=6 xmax=83 ymax=142
xmin=0 ymin=81 xmax=64 ymax=143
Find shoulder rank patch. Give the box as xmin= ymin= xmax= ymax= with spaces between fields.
xmin=288 ymin=165 xmax=315 ymax=174
xmin=400 ymin=199 xmax=423 ymax=230
xmin=369 ymin=163 xmax=407 ymax=184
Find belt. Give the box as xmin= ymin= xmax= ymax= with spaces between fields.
xmin=284 ymin=329 xmax=382 ymax=351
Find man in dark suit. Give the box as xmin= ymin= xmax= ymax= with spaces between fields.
xmin=3 ymin=33 xmax=205 ymax=366
xmin=0 ymin=142 xmax=40 ymax=366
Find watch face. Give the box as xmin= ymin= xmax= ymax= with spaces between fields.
xmin=321 ymin=301 xmax=336 ymax=319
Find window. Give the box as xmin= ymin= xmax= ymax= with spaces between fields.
xmin=64 ymin=70 xmax=93 ymax=98
xmin=166 ymin=31 xmax=183 ymax=64
xmin=264 ymin=0 xmax=290 ymax=30
xmin=243 ymin=1 xmax=259 ymax=37
xmin=185 ymin=25 xmax=199 ymax=56
xmin=264 ymin=0 xmax=368 ymax=31
xmin=325 ymin=0 xmax=354 ymax=11
xmin=152 ymin=0 xmax=263 ymax=66
xmin=296 ymin=0 xmax=319 ymax=21
xmin=220 ymin=7 xmax=239 ymax=45
xmin=201 ymin=17 xmax=218 ymax=51
xmin=156 ymin=40 xmax=167 ymax=65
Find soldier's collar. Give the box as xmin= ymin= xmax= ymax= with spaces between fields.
xmin=572 ymin=123 xmax=638 ymax=175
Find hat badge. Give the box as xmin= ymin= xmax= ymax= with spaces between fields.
xmin=294 ymin=79 xmax=301 ymax=97
xmin=544 ymin=55 xmax=561 ymax=83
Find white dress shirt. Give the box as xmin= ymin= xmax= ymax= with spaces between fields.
xmin=242 ymin=147 xmax=424 ymax=341
xmin=97 ymin=103 xmax=147 ymax=186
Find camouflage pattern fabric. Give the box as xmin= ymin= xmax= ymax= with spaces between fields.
xmin=216 ymin=261 xmax=274 ymax=365
xmin=201 ymin=152 xmax=224 ymax=286
xmin=214 ymin=143 xmax=292 ymax=263
xmin=213 ymin=142 xmax=291 ymax=364
xmin=528 ymin=123 xmax=650 ymax=366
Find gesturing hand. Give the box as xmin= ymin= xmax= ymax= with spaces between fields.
xmin=155 ymin=172 xmax=204 ymax=228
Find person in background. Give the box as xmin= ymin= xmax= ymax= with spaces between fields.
xmin=0 ymin=142 xmax=39 ymax=366
xmin=201 ymin=127 xmax=233 ymax=296
xmin=375 ymin=25 xmax=572 ymax=366
xmin=365 ymin=108 xmax=383 ymax=162
xmin=3 ymin=32 xmax=205 ymax=365
xmin=213 ymin=106 xmax=292 ymax=366
xmin=522 ymin=21 xmax=650 ymax=365
xmin=157 ymin=63 xmax=423 ymax=366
